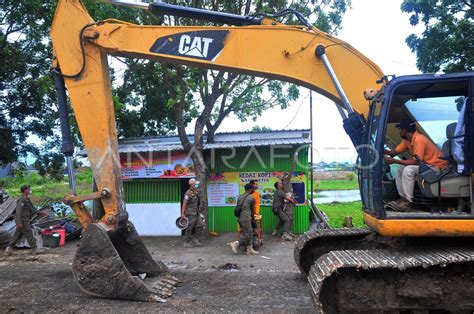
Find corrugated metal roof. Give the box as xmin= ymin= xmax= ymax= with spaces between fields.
xmin=204 ymin=137 xmax=310 ymax=149
xmin=78 ymin=129 xmax=311 ymax=155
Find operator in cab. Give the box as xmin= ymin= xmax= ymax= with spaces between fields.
xmin=181 ymin=178 xmax=204 ymax=248
xmin=384 ymin=118 xmax=447 ymax=210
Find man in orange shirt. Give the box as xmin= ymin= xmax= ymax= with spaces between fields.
xmin=249 ymin=180 xmax=260 ymax=215
xmin=249 ymin=180 xmax=261 ymax=242
xmin=385 ymin=118 xmax=447 ymax=209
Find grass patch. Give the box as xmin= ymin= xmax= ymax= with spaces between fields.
xmin=315 ymin=179 xmax=359 ymax=191
xmin=2 ymin=170 xmax=92 ymax=201
xmin=317 ymin=201 xmax=365 ymax=228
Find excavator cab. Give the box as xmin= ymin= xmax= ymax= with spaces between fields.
xmin=293 ymin=74 xmax=474 ymax=313
xmin=360 ymin=73 xmax=474 ymax=231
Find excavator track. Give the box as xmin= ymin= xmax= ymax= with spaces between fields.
xmin=294 ymin=228 xmax=372 ymax=276
xmin=308 ymin=247 xmax=474 ymax=313
xmin=295 ymin=229 xmax=474 ymax=313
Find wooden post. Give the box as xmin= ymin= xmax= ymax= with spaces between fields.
xmin=343 ymin=216 xmax=353 ymax=228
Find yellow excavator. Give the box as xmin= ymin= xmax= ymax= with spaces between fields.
xmin=51 ymin=0 xmax=474 ymax=311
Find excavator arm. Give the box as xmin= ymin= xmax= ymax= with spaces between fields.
xmin=50 ymin=0 xmax=384 ymax=302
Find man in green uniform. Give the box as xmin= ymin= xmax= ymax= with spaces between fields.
xmin=5 ymin=185 xmax=43 ymax=255
xmin=274 ymin=152 xmax=298 ymax=240
xmin=181 ymin=178 xmax=204 ymax=248
xmin=229 ymin=183 xmax=258 ymax=255
xmin=271 ymin=181 xmax=297 ymax=241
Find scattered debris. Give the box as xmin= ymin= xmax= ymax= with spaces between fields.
xmin=217 ymin=263 xmax=240 ymax=271
xmin=260 ymin=256 xmax=271 ymax=260
xmin=166 ymin=261 xmax=187 ymax=271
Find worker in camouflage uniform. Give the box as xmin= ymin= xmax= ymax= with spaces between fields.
xmin=272 ymin=181 xmax=297 ymax=240
xmin=229 ymin=183 xmax=258 ymax=255
xmin=181 ymin=178 xmax=204 ymax=248
xmin=280 ymin=152 xmax=298 ymax=239
xmin=5 ymin=185 xmax=44 ymax=255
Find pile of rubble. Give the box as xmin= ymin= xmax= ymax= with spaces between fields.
xmin=0 ymin=195 xmax=81 ymax=248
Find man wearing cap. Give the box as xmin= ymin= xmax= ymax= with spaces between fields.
xmin=181 ymin=178 xmax=204 ymax=248
xmin=5 ymin=185 xmax=43 ymax=255
xmin=385 ymin=118 xmax=447 ymax=209
xmin=271 ymin=181 xmax=297 ymax=240
xmin=278 ymin=152 xmax=298 ymax=238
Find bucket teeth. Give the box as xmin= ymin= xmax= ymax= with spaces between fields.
xmin=72 ymin=223 xmax=179 ymax=302
xmin=161 ymin=278 xmax=179 ymax=286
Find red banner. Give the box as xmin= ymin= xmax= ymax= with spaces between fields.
xmin=121 ymin=152 xmax=195 ymax=179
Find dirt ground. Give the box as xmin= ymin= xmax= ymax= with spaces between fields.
xmin=0 ymin=233 xmax=314 ymax=313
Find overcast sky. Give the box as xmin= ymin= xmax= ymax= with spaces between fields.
xmin=197 ymin=0 xmax=424 ymax=163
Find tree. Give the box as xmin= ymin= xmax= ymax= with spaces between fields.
xmin=401 ymin=0 xmax=473 ymax=73
xmin=0 ymin=1 xmax=57 ymax=163
xmin=1 ymin=1 xmax=350 ymax=222
xmin=250 ymin=126 xmax=274 ymax=132
xmin=1 ymin=1 xmax=179 ymax=165
xmin=132 ymin=0 xmax=351 ymax=221
xmin=81 ymin=1 xmax=182 ymax=138
xmin=33 ymin=152 xmax=65 ymax=181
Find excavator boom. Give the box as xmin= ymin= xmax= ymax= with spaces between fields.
xmin=50 ymin=0 xmax=384 ymax=304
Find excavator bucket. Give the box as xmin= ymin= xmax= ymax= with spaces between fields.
xmin=72 ymin=222 xmax=179 ymax=302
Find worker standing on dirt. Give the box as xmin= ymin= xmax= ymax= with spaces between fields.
xmin=5 ymin=185 xmax=43 ymax=255
xmin=249 ymin=179 xmax=261 ymax=241
xmin=271 ymin=181 xmax=297 ymax=240
xmin=277 ymin=152 xmax=298 ymax=240
xmin=181 ymin=178 xmax=204 ymax=248
xmin=229 ymin=183 xmax=258 ymax=255
xmin=249 ymin=180 xmax=260 ymax=215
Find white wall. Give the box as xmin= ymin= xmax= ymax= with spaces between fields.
xmin=127 ymin=203 xmax=181 ymax=236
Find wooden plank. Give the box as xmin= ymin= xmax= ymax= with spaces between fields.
xmin=0 ymin=197 xmax=18 ymax=225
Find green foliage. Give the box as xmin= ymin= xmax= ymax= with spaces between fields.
xmin=34 ymin=153 xmax=66 ymax=181
xmin=1 ymin=172 xmax=46 ymax=190
xmin=1 ymin=0 xmax=351 ymax=188
xmin=101 ymin=0 xmax=352 ymax=199
xmin=318 ymin=201 xmax=364 ymax=228
xmin=0 ymin=0 xmax=177 ymax=161
xmin=346 ymin=172 xmax=356 ymax=181
xmin=112 ymin=0 xmax=351 ymax=140
xmin=313 ymin=0 xmax=351 ymax=34
xmin=0 ymin=0 xmax=57 ymax=162
xmin=3 ymin=171 xmax=91 ymax=200
xmin=250 ymin=126 xmax=273 ymax=132
xmin=75 ymin=168 xmax=93 ymax=184
xmin=316 ymin=179 xmax=359 ymax=191
xmin=401 ymin=0 xmax=473 ymax=73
